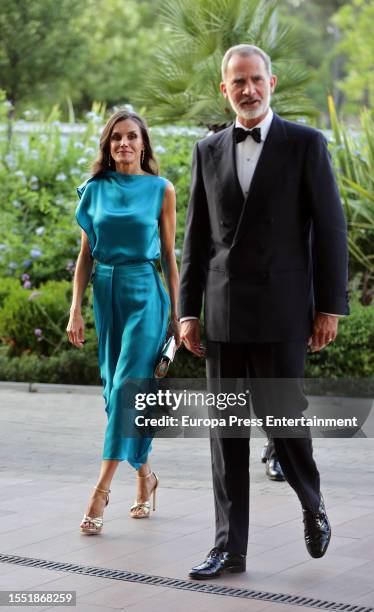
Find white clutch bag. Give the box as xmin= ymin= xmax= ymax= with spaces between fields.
xmin=154 ymin=336 xmax=178 ymax=379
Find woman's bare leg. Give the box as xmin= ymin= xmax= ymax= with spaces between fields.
xmin=131 ymin=461 xmax=157 ymax=517
xmin=80 ymin=459 xmax=119 ymax=528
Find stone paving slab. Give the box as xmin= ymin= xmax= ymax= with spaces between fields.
xmin=0 ymin=387 xmax=373 ymax=611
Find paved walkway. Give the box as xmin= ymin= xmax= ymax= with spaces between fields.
xmin=0 ymin=385 xmax=373 ymax=611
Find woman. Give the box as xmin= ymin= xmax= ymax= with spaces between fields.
xmin=66 ymin=110 xmax=180 ymax=533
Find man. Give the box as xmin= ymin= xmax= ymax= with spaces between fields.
xmin=179 ymin=44 xmax=349 ymax=579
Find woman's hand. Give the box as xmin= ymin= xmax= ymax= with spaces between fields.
xmin=167 ymin=318 xmax=181 ymax=347
xmin=67 ymin=232 xmax=93 ymax=349
xmin=66 ymin=310 xmax=85 ymax=348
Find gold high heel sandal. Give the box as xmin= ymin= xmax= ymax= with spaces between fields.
xmin=130 ymin=472 xmax=158 ymax=519
xmin=80 ymin=486 xmax=111 ymax=535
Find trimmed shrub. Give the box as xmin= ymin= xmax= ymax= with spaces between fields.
xmin=0 ymin=349 xmax=100 ymax=384
xmin=0 ymin=277 xmax=21 ymax=308
xmin=0 ymin=278 xmax=96 ymax=357
xmin=0 ymin=276 xmax=372 ymax=384
xmin=305 ymin=296 xmax=374 ymax=378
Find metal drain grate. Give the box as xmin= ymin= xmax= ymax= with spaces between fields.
xmin=0 ymin=553 xmax=372 ymax=611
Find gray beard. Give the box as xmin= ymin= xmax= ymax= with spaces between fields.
xmin=230 ymin=94 xmax=270 ymax=121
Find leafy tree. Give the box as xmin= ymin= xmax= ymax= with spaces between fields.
xmin=327 ymin=96 xmax=374 ymax=303
xmin=0 ymin=0 xmax=166 ymax=116
xmin=0 ymin=0 xmax=85 ymax=111
xmin=279 ymin=0 xmax=351 ymax=115
xmin=332 ymin=0 xmax=374 ymax=112
xmin=135 ymin=0 xmax=316 ymax=129
xmin=285 ymin=0 xmax=347 ymax=11
xmin=71 ymin=0 xmax=165 ymax=113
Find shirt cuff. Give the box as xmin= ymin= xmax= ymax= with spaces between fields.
xmin=319 ymin=312 xmax=345 ymax=317
xmin=180 ymin=316 xmax=199 ymax=322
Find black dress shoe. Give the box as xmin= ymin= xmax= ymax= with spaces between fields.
xmin=265 ymin=458 xmax=285 ymax=481
xmin=189 ymin=547 xmax=246 ymax=580
xmin=303 ymin=494 xmax=331 ymax=558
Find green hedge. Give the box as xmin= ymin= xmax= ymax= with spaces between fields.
xmin=0 ymin=276 xmax=372 ymax=384
xmin=0 ymin=349 xmax=100 ymax=385
xmin=0 ymin=276 xmax=95 ymax=357
xmin=0 ymin=343 xmax=206 ymax=384
xmin=305 ymin=296 xmax=374 ymax=378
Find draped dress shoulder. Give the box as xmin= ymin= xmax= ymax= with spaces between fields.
xmin=76 ymin=170 xmax=169 ymax=467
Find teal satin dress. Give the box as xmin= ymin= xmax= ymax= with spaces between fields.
xmin=76 ymin=170 xmax=169 ymax=468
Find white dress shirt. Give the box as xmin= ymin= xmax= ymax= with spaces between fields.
xmin=180 ymin=108 xmax=340 ymax=321
xmin=235 ymin=108 xmax=273 ymax=198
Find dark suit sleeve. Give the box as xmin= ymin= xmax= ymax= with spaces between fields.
xmin=179 ymin=142 xmax=211 ymax=319
xmin=305 ymin=132 xmax=349 ymax=315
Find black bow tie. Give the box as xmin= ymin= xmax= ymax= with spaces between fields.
xmin=234 ymin=126 xmax=261 ymax=144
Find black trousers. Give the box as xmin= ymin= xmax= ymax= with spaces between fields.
xmin=206 ymin=340 xmax=321 ymax=555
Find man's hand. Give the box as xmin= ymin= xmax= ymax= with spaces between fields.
xmin=308 ymin=313 xmax=339 ymax=353
xmin=181 ymin=319 xmax=205 ymax=357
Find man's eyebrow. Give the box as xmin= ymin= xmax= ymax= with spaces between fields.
xmin=232 ymin=73 xmax=263 ymax=79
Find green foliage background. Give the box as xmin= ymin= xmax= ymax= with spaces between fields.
xmin=0 ymin=0 xmax=373 ymax=384
xmin=0 ymin=102 xmax=373 ymax=383
xmin=0 ymin=0 xmax=373 ymax=118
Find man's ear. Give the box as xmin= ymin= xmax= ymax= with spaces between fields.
xmin=220 ymin=81 xmax=227 ymax=98
xmin=270 ymin=74 xmax=277 ymax=94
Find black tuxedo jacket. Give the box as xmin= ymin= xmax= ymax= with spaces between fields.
xmin=179 ymin=114 xmax=349 ymax=343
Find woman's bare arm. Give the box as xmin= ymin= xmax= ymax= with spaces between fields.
xmin=66 ymin=231 xmax=94 ymax=348
xmin=159 ymin=182 xmax=181 ymax=345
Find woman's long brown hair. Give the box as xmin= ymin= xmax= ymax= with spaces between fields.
xmin=91 ymin=110 xmax=159 ymax=176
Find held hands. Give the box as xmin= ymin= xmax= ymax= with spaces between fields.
xmin=66 ymin=310 xmax=85 ymax=349
xmin=180 ymin=319 xmax=206 ymax=358
xmin=308 ymin=312 xmax=339 ymax=353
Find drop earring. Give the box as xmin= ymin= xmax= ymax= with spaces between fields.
xmin=141 ymin=150 xmax=145 ymax=165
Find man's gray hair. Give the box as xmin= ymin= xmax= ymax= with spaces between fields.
xmin=221 ymin=44 xmax=272 ymax=80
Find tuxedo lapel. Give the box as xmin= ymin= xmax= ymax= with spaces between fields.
xmin=232 ymin=114 xmax=288 ymax=247
xmin=208 ymin=125 xmax=244 ymax=219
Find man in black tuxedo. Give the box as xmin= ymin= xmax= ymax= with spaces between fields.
xmin=179 ymin=44 xmax=349 ymax=579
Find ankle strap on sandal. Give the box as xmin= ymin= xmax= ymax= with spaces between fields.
xmin=94 ymin=486 xmax=111 ymax=494
xmin=136 ymin=471 xmax=154 ymax=480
